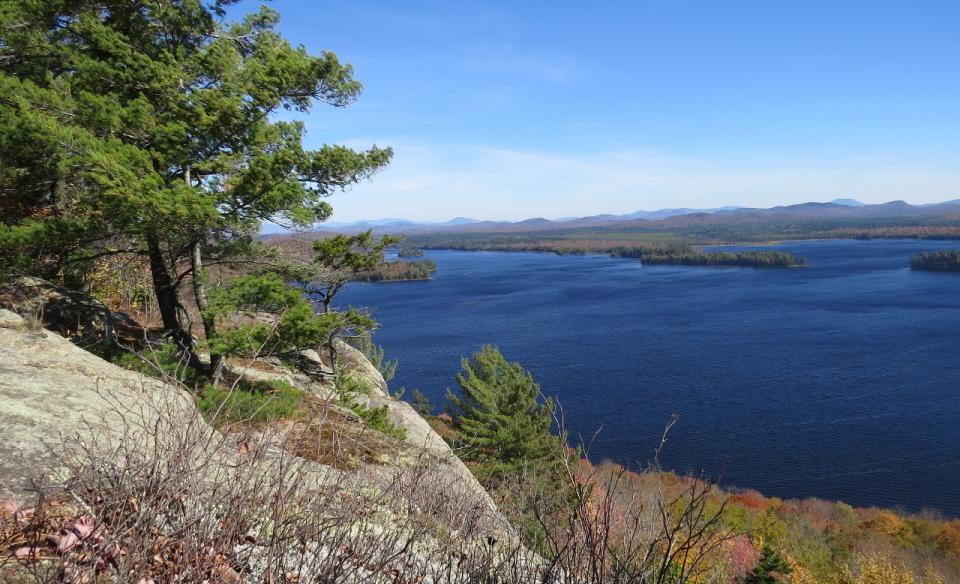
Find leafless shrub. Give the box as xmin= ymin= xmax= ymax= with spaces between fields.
xmin=2 ymin=346 xmax=537 ymax=583
xmin=488 ymin=412 xmax=733 ymax=584
xmin=2 ymin=345 xmax=732 ymax=583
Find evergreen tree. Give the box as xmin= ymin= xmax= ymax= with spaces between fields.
xmin=0 ymin=1 xmax=391 ymax=375
xmin=447 ymin=345 xmax=562 ymax=481
xmin=303 ymin=230 xmax=398 ymax=313
xmin=741 ymin=545 xmax=794 ymax=584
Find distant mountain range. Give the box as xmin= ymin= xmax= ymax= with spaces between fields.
xmin=278 ymin=198 xmax=960 ymax=237
xmin=258 ymin=198 xmax=960 ymax=240
xmin=321 ymin=216 xmax=480 ymax=229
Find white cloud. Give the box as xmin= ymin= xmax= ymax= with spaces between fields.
xmin=322 ymin=140 xmax=960 ymax=222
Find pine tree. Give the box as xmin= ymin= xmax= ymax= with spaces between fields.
xmin=0 ymin=1 xmax=391 ymax=375
xmin=447 ymin=345 xmax=562 ymax=481
xmin=306 ymin=230 xmax=399 ymax=313
xmin=741 ymin=545 xmax=794 ymax=584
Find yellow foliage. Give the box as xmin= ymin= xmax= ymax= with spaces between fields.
xmin=789 ymin=564 xmax=823 ymax=584
xmin=864 ymin=511 xmax=907 ymax=537
xmin=841 ymin=553 xmax=944 ymax=584
xmin=86 ymin=254 xmax=156 ymax=318
xmin=937 ymin=520 xmax=960 ymax=560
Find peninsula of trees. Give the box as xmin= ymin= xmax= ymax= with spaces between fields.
xmin=397 ymin=246 xmax=425 ymax=257
xmin=910 ymin=250 xmax=960 ymax=272
xmin=611 ymin=247 xmax=803 ymax=268
xmin=353 ymin=259 xmax=437 ymax=282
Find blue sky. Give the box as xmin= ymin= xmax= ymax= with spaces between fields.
xmin=237 ymin=1 xmax=960 ymax=222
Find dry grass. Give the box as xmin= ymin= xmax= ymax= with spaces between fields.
xmin=225 ymin=395 xmax=406 ymax=471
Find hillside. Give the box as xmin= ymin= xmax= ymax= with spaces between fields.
xmin=2 ymin=2 xmax=958 ymax=581
xmin=0 ymin=305 xmax=515 ymax=582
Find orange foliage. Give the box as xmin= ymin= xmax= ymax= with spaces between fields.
xmin=936 ymin=519 xmax=960 ymax=560
xmin=728 ymin=490 xmax=769 ymax=510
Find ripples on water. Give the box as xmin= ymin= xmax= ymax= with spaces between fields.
xmin=336 ymin=240 xmax=960 ymax=515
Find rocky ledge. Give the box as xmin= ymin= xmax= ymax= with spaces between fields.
xmin=0 ymin=307 xmax=508 ymax=534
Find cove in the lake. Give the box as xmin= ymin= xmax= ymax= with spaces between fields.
xmin=335 ymin=239 xmax=960 ymax=515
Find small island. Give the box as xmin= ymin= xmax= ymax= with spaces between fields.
xmin=611 ymin=247 xmax=804 ymax=268
xmin=353 ymin=259 xmax=437 ymax=282
xmin=910 ymin=250 xmax=960 ymax=272
xmin=397 ymin=245 xmax=425 ymax=258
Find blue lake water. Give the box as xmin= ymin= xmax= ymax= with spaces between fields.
xmin=335 ymin=239 xmax=960 ymax=515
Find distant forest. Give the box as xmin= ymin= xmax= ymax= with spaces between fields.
xmin=404 ymin=215 xmax=960 ymax=251
xmin=390 ymin=215 xmax=960 ymax=268
xmin=264 ymin=212 xmax=960 ymax=270
xmin=403 ymin=235 xmax=803 ymax=268
xmin=397 ymin=246 xmax=424 ymax=257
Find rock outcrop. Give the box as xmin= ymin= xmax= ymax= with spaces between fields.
xmin=0 ymin=276 xmax=158 ymax=348
xmin=0 ymin=307 xmax=506 ymax=536
xmin=0 ymin=309 xmax=199 ymax=503
xmin=0 ymin=307 xmax=531 ymax=582
xmin=281 ymin=338 xmax=501 ymax=514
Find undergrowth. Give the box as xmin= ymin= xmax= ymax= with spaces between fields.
xmin=336 ymin=374 xmax=408 ymax=440
xmin=197 ymin=380 xmax=307 ymax=425
xmin=112 ymin=341 xmax=200 ymax=387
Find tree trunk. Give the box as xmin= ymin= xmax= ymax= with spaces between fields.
xmin=327 ymin=334 xmax=339 ymax=382
xmin=191 ymin=237 xmax=223 ymax=383
xmin=147 ymin=236 xmax=205 ymax=372
xmin=52 ymin=176 xmax=69 ymax=215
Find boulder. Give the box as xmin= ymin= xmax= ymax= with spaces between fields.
xmin=0 ymin=316 xmax=200 ymax=504
xmin=310 ymin=339 xmax=389 ymax=395
xmin=0 ymin=276 xmax=158 ymax=348
xmin=0 ymin=309 xmax=27 ymax=331
xmin=223 ymin=356 xmax=297 ymax=387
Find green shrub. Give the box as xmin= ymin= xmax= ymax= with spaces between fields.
xmin=112 ymin=341 xmax=199 ymax=386
xmin=338 ymin=373 xmax=374 ymax=396
xmin=348 ymin=402 xmax=407 ymax=441
xmin=335 ymin=373 xmax=407 ymax=440
xmin=196 ymin=380 xmax=306 ymax=424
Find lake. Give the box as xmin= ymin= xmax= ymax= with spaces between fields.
xmin=335 ymin=239 xmax=960 ymax=515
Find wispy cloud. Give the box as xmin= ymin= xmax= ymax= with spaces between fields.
xmin=323 ymin=140 xmax=960 ymax=222
xmin=461 ymin=52 xmax=577 ymax=82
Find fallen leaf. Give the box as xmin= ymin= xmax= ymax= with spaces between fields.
xmin=13 ymin=546 xmax=42 ymax=560
xmin=52 ymin=530 xmax=81 ymax=553
xmin=71 ymin=515 xmax=94 ymax=539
